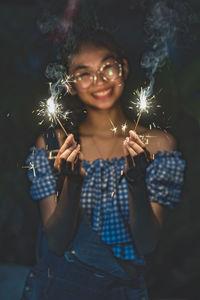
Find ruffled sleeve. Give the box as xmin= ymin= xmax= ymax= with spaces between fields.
xmin=145 ymin=151 xmax=186 ymax=208
xmin=26 ymin=147 xmax=58 ymax=200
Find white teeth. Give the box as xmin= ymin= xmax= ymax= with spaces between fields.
xmin=93 ymin=88 xmax=111 ymax=97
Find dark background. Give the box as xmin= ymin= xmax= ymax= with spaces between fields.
xmin=0 ymin=0 xmax=200 ymax=299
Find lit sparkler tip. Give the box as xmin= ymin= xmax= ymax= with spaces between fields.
xmin=47 ymin=96 xmax=57 ymax=115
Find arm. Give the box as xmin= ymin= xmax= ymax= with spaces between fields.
xmin=38 ymin=134 xmax=85 ymax=256
xmin=123 ymin=130 xmax=175 ymax=255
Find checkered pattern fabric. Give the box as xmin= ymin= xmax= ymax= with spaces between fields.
xmin=146 ymin=151 xmax=186 ymax=208
xmin=26 ymin=147 xmax=58 ymax=200
xmin=26 ymin=148 xmax=185 ymax=264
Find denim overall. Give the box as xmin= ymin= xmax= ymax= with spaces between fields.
xmin=21 ymin=129 xmax=148 ymax=300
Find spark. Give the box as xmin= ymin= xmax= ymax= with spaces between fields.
xmin=48 ymin=149 xmax=59 ymax=160
xmin=22 ymin=162 xmax=36 ymax=177
xmin=36 ymin=96 xmax=65 ymax=125
xmin=131 ymin=86 xmax=155 ymax=115
xmin=109 ymin=119 xmax=117 ymax=135
xmin=121 ymin=122 xmax=127 ymax=133
xmin=138 ymin=134 xmax=156 ymax=145
xmin=35 ymin=82 xmax=71 ymax=136
xmin=61 ymin=74 xmax=73 ymax=93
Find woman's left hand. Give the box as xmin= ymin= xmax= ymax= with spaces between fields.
xmin=123 ymin=130 xmax=151 ymax=166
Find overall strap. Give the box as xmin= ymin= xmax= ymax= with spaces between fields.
xmin=43 ymin=128 xmax=60 ymax=171
xmin=35 ymin=127 xmax=60 ymax=263
xmin=43 ymin=127 xmax=60 ymax=150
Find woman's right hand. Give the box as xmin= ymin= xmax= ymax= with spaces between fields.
xmin=54 ymin=134 xmax=86 ymax=179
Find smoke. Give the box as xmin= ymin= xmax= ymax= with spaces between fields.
xmin=45 ymin=63 xmax=66 ymax=81
xmin=37 ymin=0 xmax=80 ymax=42
xmin=140 ymin=0 xmax=199 ymax=94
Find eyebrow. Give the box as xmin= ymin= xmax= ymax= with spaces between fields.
xmin=72 ymin=55 xmax=116 ymax=73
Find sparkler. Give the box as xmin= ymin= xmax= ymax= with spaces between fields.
xmin=130 ymin=86 xmax=155 ymax=132
xmin=35 ymin=80 xmax=72 ymax=136
xmin=36 ymin=96 xmax=69 ymax=136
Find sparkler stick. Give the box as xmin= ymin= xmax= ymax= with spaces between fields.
xmin=130 ymin=86 xmax=155 ymax=132
xmin=56 ymin=117 xmax=68 ymax=136
xmin=134 ymin=113 xmax=142 ymax=132
xmin=109 ymin=119 xmax=117 ymax=134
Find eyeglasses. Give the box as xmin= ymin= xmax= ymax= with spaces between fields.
xmin=71 ymin=59 xmax=123 ymax=89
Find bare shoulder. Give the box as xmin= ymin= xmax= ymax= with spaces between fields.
xmin=36 ymin=135 xmax=46 ymax=148
xmin=146 ymin=129 xmax=177 ymax=155
xmin=35 ymin=129 xmax=65 ymax=149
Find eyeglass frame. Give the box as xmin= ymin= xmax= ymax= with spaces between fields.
xmin=69 ymin=59 xmax=123 ymax=89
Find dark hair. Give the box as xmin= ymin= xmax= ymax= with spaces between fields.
xmin=61 ymin=28 xmax=124 ymax=72
xmin=52 ymin=28 xmax=141 ymax=141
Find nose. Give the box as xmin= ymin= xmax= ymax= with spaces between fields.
xmin=93 ymin=72 xmax=106 ymax=86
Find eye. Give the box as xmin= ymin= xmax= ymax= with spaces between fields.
xmin=103 ymin=63 xmax=113 ymax=70
xmin=75 ymin=72 xmax=91 ymax=81
xmin=102 ymin=63 xmax=119 ymax=78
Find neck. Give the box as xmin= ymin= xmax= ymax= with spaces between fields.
xmin=80 ymin=102 xmax=127 ymax=136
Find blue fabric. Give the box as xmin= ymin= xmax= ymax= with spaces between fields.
xmin=26 ymin=148 xmax=185 ymax=264
xmin=21 ymin=250 xmax=149 ymax=300
xmin=26 ymin=147 xmax=58 ymax=200
xmin=146 ymin=151 xmax=186 ymax=208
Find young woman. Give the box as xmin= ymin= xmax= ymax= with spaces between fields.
xmin=22 ymin=29 xmax=185 ymax=300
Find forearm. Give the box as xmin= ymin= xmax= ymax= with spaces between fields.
xmin=128 ymin=180 xmax=161 ymax=255
xmin=44 ymin=176 xmax=83 ymax=256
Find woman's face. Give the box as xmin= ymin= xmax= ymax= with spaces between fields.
xmin=68 ymin=43 xmax=128 ymax=110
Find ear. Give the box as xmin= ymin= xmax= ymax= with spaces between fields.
xmin=122 ymin=58 xmax=129 ymax=80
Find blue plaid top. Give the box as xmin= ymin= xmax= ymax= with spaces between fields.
xmin=26 ymin=148 xmax=185 ymax=265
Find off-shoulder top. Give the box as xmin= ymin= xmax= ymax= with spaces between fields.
xmin=26 ymin=148 xmax=185 ymax=265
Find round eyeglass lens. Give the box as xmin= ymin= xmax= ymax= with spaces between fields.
xmin=75 ymin=73 xmax=92 ymax=89
xmin=101 ymin=62 xmax=121 ymax=81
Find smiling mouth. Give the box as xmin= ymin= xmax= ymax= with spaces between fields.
xmin=92 ymin=88 xmax=113 ymax=99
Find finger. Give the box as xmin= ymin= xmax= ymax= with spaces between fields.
xmin=128 ymin=141 xmax=145 ymax=154
xmin=67 ymin=145 xmax=80 ymax=162
xmin=129 ymin=130 xmax=145 ymax=148
xmin=60 ymin=144 xmax=77 ymax=160
xmin=79 ymin=151 xmax=84 ymax=161
xmin=54 ymin=144 xmax=76 ymax=169
xmin=59 ymin=134 xmax=76 ymax=154
xmin=126 ymin=143 xmax=137 ymax=157
xmin=123 ymin=140 xmax=129 ymax=156
xmin=144 ymin=148 xmax=152 ymax=162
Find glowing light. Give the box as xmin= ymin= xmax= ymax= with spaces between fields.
xmin=34 ymin=82 xmax=71 ymax=136
xmin=36 ymin=96 xmax=67 ymax=125
xmin=61 ymin=74 xmax=73 ymax=93
xmin=121 ymin=122 xmax=127 ymax=133
xmin=22 ymin=162 xmax=36 ymax=177
xmin=130 ymin=86 xmax=155 ymax=115
xmin=109 ymin=119 xmax=117 ymax=135
xmin=129 ymin=86 xmax=156 ymax=132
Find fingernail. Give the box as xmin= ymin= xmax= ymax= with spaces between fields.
xmin=126 ymin=137 xmax=130 ymax=143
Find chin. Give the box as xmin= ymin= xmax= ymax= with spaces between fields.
xmin=94 ymin=100 xmax=118 ymax=110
